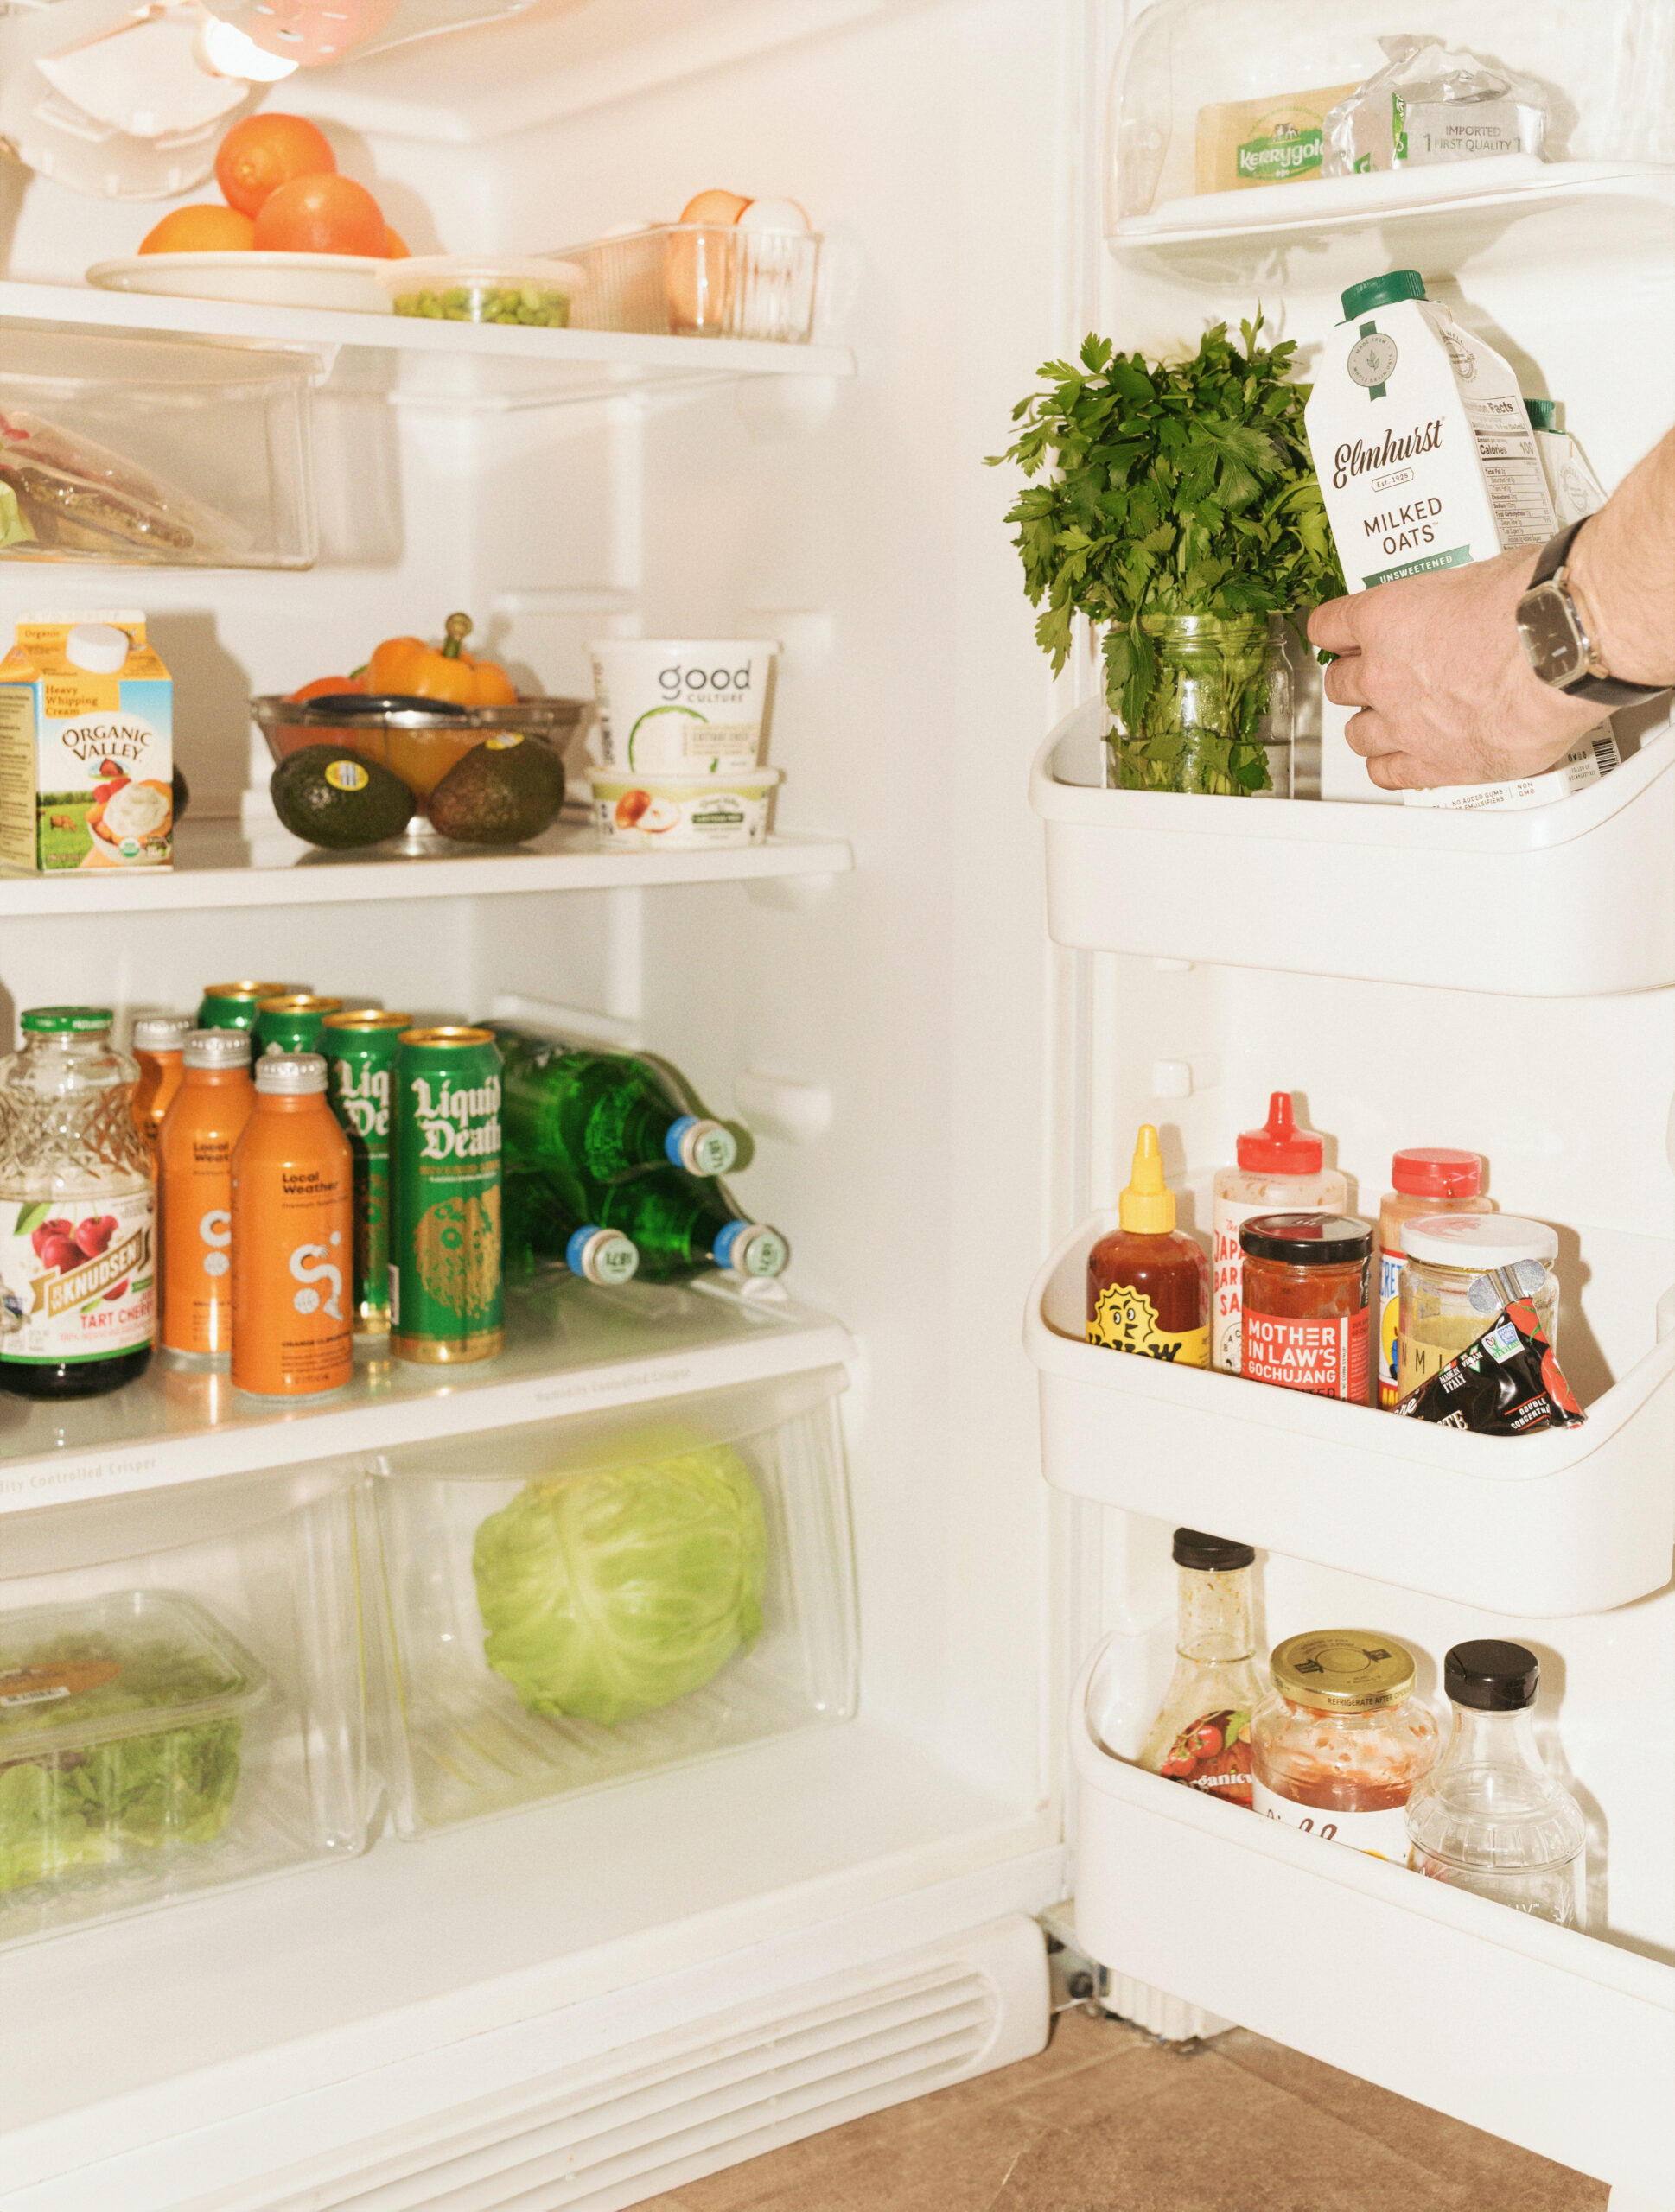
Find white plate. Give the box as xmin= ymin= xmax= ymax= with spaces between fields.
xmin=86 ymin=252 xmax=395 ymax=314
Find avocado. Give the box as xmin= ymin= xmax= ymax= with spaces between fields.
xmin=426 ymin=733 xmax=565 ymax=846
xmin=271 ymin=746 xmax=415 ymax=849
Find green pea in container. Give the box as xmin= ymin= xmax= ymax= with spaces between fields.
xmin=322 ymin=1010 xmax=412 ymax=1336
xmin=391 ymin=1026 xmax=503 ymax=1366
xmin=197 ymin=981 xmax=306 ymax=1032
xmin=253 ymin=994 xmax=343 ymax=1058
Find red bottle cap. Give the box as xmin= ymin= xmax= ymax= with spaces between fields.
xmin=1236 ymin=1092 xmax=1323 ymax=1176
xmin=1391 ymin=1147 xmax=1483 ymax=1198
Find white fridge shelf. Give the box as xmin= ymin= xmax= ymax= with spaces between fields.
xmin=1032 ymin=702 xmax=1675 ymax=996
xmin=1026 ymin=1211 xmax=1675 ymax=1618
xmin=0 ymin=819 xmax=852 ymax=915
xmin=1070 ymin=1657 xmax=1674 ymax=2205
xmin=0 ymin=1276 xmax=853 ymax=1517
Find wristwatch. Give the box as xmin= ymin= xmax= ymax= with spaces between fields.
xmin=1515 ymin=519 xmax=1670 ymax=709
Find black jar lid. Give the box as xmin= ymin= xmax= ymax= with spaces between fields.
xmin=1172 ymin=1529 xmax=1254 ymax=1572
xmin=1445 ymin=1639 xmax=1539 ymax=1712
xmin=1239 ymin=1212 xmax=1372 ymax=1265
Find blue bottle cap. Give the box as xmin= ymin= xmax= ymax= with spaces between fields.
xmin=664 ymin=1114 xmax=737 ymax=1176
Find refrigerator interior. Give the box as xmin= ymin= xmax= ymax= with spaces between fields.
xmin=0 ymin=3 xmax=1071 ymax=2204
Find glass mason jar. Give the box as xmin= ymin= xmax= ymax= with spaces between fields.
xmin=1252 ymin=1630 xmax=1438 ymax=1862
xmin=1397 ymin=1213 xmax=1559 ymax=1404
xmin=1110 ymin=613 xmax=1292 ymax=797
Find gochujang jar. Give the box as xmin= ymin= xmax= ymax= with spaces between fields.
xmin=1251 ymin=1630 xmax=1438 ymax=1862
xmin=1239 ymin=1212 xmax=1372 ymax=1402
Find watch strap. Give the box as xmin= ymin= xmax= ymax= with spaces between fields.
xmin=1525 ymin=522 xmax=1667 ymax=705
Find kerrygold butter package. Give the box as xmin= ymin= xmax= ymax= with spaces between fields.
xmin=1195 ymin=83 xmax=1362 ymax=194
xmin=0 ymin=610 xmax=173 ymax=872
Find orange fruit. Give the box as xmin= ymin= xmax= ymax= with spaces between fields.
xmin=137 ymin=204 xmax=256 ymax=255
xmin=252 ymin=173 xmax=388 ymax=257
xmin=216 ymin=113 xmax=335 ymax=218
xmin=384 ymin=226 xmax=410 ymax=259
xmin=679 ymin=188 xmax=751 ymax=225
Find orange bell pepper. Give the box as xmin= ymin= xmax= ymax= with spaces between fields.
xmin=365 ymin=613 xmax=517 ymax=706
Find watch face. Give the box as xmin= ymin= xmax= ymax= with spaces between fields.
xmin=1517 ymin=582 xmax=1589 ymax=688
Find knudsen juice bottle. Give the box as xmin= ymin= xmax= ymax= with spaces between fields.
xmin=196 ymin=981 xmax=306 ymax=1033
xmin=391 ymin=1027 xmax=504 ymax=1366
xmin=322 ymin=1009 xmax=411 ymax=1335
xmin=1086 ymin=1125 xmax=1210 ymax=1365
xmin=159 ymin=1029 xmax=254 ymax=1363
xmin=0 ymin=1007 xmax=155 ymax=1400
xmin=230 ymin=1052 xmax=353 ymax=1399
xmin=131 ymin=1014 xmax=192 ymax=1156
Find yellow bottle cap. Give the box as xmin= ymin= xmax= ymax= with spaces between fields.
xmin=1119 ymin=1124 xmax=1176 ymax=1234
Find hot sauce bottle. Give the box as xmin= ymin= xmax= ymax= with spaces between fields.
xmin=1086 ymin=1126 xmax=1210 ymax=1366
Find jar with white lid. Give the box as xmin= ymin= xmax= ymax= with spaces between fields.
xmin=1396 ymin=1211 xmax=1559 ymax=1405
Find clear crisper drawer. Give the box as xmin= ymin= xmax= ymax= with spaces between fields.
xmin=0 ymin=327 xmax=319 ymax=570
xmin=0 ymin=1467 xmax=370 ymax=1945
xmin=1032 ymin=700 xmax=1675 ymax=996
xmin=1070 ymin=1646 xmax=1674 ymax=2202
xmin=366 ymin=1367 xmax=858 ymax=1834
xmin=1027 ymin=1211 xmax=1675 ymax=1617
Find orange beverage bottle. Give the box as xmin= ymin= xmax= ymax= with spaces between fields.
xmin=159 ymin=1029 xmax=255 ymax=1362
xmin=231 ymin=1052 xmax=354 ymax=1400
xmin=132 ymin=1014 xmax=192 ymax=1155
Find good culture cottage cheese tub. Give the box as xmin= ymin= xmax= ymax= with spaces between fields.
xmin=590 ymin=766 xmax=780 ymax=850
xmin=589 ymin=639 xmax=777 ymax=773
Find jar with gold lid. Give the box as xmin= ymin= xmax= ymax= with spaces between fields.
xmin=1251 ymin=1630 xmax=1438 ymax=1862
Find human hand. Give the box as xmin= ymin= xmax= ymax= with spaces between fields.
xmin=1307 ymin=544 xmax=1602 ymax=791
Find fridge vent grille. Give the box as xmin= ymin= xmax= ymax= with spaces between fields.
xmin=259 ymin=1962 xmax=1002 ymax=2212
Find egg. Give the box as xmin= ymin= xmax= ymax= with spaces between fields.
xmin=679 ymin=188 xmax=751 ymax=226
xmin=735 ymin=197 xmax=810 ymax=233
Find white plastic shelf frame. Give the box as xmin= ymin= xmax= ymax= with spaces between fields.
xmin=0 ymin=1274 xmax=853 ymax=1516
xmin=1032 ymin=702 xmax=1675 ymax=996
xmin=1069 ymin=1650 xmax=1674 ymax=2207
xmin=1026 ymin=1211 xmax=1675 ymax=1618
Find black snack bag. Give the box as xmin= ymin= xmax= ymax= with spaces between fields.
xmin=1396 ymin=1298 xmax=1585 ymax=1435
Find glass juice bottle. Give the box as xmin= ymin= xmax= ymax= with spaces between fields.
xmin=1086 ymin=1125 xmax=1210 ymax=1364
xmin=1212 ymin=1092 xmax=1347 ymax=1372
xmin=0 ymin=1007 xmax=155 ymax=1400
xmin=1405 ymin=1640 xmax=1587 ymax=1926
xmin=1252 ymin=1630 xmax=1439 ymax=1861
xmin=1138 ymin=1529 xmax=1263 ymax=1807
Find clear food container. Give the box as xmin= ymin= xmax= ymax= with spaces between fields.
xmin=551 ymin=225 xmax=821 ymax=343
xmin=1397 ymin=1212 xmax=1560 ymax=1404
xmin=589 ymin=764 xmax=780 ymax=849
xmin=0 ymin=326 xmax=317 ymax=570
xmin=365 ymin=1366 xmax=858 ymax=1834
xmin=375 ymin=257 xmax=583 ymax=327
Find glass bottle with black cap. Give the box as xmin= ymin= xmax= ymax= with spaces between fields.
xmin=1137 ymin=1529 xmax=1262 ymax=1809
xmin=1404 ymin=1640 xmax=1587 ymax=1926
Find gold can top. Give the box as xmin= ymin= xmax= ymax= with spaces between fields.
xmin=203 ymin=980 xmax=297 ymax=1001
xmin=256 ymin=993 xmax=344 ymax=1016
xmin=322 ymin=1009 xmax=414 ymax=1032
xmin=398 ymin=1025 xmax=497 ymax=1048
xmin=1270 ymin=1630 xmax=1417 ymax=1712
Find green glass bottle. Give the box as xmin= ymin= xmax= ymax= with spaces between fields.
xmin=502 ymin=1164 xmax=639 ymax=1287
xmin=495 ymin=1026 xmax=737 ymax=1184
xmin=589 ymin=1166 xmax=787 ymax=1281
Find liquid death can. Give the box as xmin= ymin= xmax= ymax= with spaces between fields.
xmin=197 ymin=982 xmax=304 ymax=1033
xmin=253 ymin=994 xmax=343 ymax=1058
xmin=322 ymin=1010 xmax=411 ymax=1336
xmin=391 ymin=1027 xmax=503 ymax=1365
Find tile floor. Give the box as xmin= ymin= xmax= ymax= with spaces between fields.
xmin=639 ymin=2006 xmax=1608 ymax=2212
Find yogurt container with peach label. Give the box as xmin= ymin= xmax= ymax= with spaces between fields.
xmin=590 ymin=766 xmax=780 ymax=849
xmin=589 ymin=639 xmax=776 ymax=774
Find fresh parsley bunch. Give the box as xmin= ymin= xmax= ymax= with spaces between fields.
xmin=990 ymin=316 xmax=1344 ymax=792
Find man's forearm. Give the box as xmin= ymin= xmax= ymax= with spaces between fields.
xmin=1566 ymin=430 xmax=1675 ymax=688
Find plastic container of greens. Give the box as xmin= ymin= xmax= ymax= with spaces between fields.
xmin=0 ymin=1588 xmax=265 ymax=1897
xmin=376 ymin=257 xmax=583 ymax=327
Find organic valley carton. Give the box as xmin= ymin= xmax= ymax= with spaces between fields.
xmin=0 ymin=611 xmax=173 ymax=873
xmin=1306 ymin=269 xmax=1556 ymax=594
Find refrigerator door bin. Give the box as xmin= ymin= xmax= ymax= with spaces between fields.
xmin=367 ymin=1364 xmax=859 ymax=1834
xmin=1033 ymin=702 xmax=1675 ymax=996
xmin=1071 ymin=1652 xmax=1674 ymax=2202
xmin=1028 ymin=1211 xmax=1675 ymax=1617
xmin=0 ymin=325 xmax=319 ymax=571
xmin=0 ymin=1465 xmax=370 ymax=1947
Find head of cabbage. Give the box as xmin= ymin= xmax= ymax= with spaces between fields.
xmin=472 ymin=1446 xmax=767 ymax=1729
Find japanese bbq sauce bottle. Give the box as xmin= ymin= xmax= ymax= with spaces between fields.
xmin=1086 ymin=1125 xmax=1210 ymax=1366
xmin=1212 ymin=1093 xmax=1347 ymax=1374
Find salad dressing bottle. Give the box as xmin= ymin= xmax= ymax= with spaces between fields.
xmin=1139 ymin=1529 xmax=1263 ymax=1807
xmin=1086 ymin=1125 xmax=1210 ymax=1365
